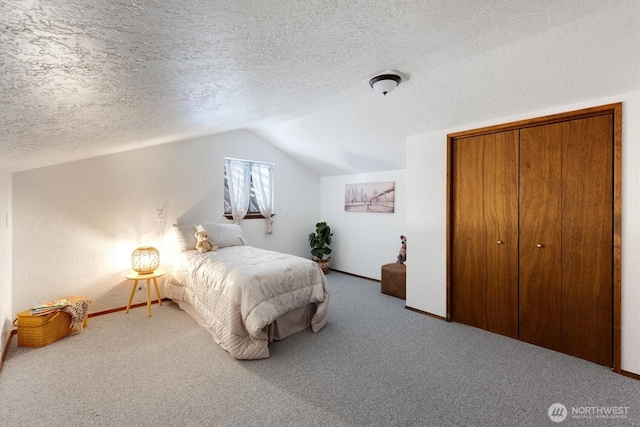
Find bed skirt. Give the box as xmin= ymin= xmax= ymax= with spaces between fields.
xmin=175 ymin=300 xmax=316 ymax=342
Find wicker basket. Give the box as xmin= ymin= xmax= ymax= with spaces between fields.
xmin=14 ymin=296 xmax=89 ymax=348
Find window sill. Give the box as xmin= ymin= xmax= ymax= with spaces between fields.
xmin=223 ymin=213 xmax=275 ymax=220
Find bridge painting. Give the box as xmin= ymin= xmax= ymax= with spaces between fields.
xmin=345 ymin=181 xmax=395 ymax=213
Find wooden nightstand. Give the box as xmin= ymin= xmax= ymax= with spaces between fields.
xmin=125 ymin=269 xmax=165 ymax=317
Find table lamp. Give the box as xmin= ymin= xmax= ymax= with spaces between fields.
xmin=131 ymin=246 xmax=160 ymax=275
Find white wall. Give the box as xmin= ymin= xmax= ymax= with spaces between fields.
xmin=0 ymin=170 xmax=12 ymax=354
xmin=321 ymin=170 xmax=406 ymax=280
xmin=405 ymin=140 xmax=447 ymax=317
xmin=404 ymin=0 xmax=639 ymax=375
xmin=407 ymin=91 xmax=640 ymax=375
xmin=12 ymin=130 xmax=319 ymax=314
xmin=623 ymin=93 xmax=640 ymax=376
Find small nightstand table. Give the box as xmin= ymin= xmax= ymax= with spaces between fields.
xmin=125 ymin=269 xmax=165 ymax=317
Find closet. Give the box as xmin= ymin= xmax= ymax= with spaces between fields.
xmin=448 ymin=104 xmax=621 ymax=369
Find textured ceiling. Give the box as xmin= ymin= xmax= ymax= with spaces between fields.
xmin=0 ymin=0 xmax=633 ymax=173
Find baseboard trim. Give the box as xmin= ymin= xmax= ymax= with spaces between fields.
xmin=621 ymin=370 xmax=640 ymax=381
xmin=328 ymin=269 xmax=379 ymax=282
xmin=405 ymin=306 xmax=449 ymax=322
xmin=88 ymin=298 xmax=171 ymax=318
xmin=0 ymin=329 xmax=17 ymax=373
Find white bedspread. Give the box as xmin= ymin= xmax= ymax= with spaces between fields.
xmin=164 ymin=246 xmax=329 ymax=359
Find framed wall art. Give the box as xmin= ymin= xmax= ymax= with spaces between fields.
xmin=345 ymin=181 xmax=395 ymax=213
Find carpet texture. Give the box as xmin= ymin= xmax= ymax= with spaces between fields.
xmin=1 ymin=272 xmax=638 ymax=426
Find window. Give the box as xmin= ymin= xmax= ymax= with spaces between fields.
xmin=224 ymin=158 xmax=274 ymax=222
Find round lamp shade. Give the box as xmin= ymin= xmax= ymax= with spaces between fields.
xmin=131 ymin=246 xmax=160 ymax=274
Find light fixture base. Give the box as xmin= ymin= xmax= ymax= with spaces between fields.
xmin=369 ymin=73 xmax=401 ymax=95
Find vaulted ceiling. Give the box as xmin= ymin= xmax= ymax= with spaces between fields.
xmin=1 ymin=0 xmax=637 ymax=174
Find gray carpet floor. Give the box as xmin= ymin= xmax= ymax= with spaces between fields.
xmin=0 ymin=272 xmax=639 ymax=427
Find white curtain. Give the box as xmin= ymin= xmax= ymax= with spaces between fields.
xmin=251 ymin=162 xmax=275 ymax=234
xmin=225 ymin=159 xmax=251 ymax=224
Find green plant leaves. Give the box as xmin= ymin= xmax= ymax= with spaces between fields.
xmin=309 ymin=221 xmax=332 ymax=260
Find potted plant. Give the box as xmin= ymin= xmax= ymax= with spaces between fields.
xmin=308 ymin=221 xmax=332 ymax=274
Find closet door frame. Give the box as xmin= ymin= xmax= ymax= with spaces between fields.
xmin=446 ymin=103 xmax=622 ymax=372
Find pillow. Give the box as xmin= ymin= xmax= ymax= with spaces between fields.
xmin=199 ymin=222 xmax=247 ymax=248
xmin=174 ymin=223 xmax=197 ymax=252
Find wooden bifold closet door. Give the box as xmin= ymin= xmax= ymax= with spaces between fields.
xmin=451 ymin=131 xmax=518 ymax=339
xmin=520 ymin=116 xmax=613 ymax=366
xmin=450 ymin=107 xmax=617 ymax=368
xmin=518 ymin=123 xmax=563 ymax=352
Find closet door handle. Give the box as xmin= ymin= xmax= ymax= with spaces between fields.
xmin=497 ymin=240 xmax=503 ymax=244
xmin=536 ymin=244 xmax=543 ymax=248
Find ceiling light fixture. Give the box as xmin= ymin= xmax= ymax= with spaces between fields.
xmin=369 ymin=73 xmax=401 ymax=95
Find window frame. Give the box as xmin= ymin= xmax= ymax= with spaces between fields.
xmin=223 ymin=157 xmax=275 ymax=220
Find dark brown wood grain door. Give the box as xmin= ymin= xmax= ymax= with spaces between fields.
xmin=561 ymin=115 xmax=613 ymax=366
xmin=519 ymin=124 xmax=563 ymax=351
xmin=451 ymin=135 xmax=484 ymax=329
xmin=483 ymin=131 xmax=519 ymax=338
xmin=448 ymin=104 xmax=619 ymax=369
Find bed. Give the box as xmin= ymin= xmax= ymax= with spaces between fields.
xmin=164 ymin=222 xmax=329 ymax=359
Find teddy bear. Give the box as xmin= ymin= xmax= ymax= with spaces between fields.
xmin=195 ymin=230 xmax=217 ymax=253
xmin=397 ymin=235 xmax=407 ymax=264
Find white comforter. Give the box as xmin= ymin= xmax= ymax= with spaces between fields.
xmin=164 ymin=246 xmax=329 ymax=359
